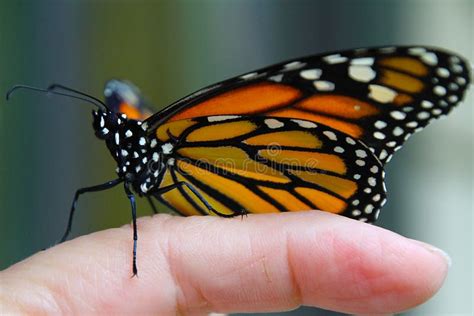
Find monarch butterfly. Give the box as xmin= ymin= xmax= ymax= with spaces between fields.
xmin=7 ymin=46 xmax=471 ymax=275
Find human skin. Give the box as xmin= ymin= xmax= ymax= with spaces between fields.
xmin=0 ymin=211 xmax=449 ymax=315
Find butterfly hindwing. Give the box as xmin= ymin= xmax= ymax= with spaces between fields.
xmin=145 ymin=46 xmax=471 ymax=164
xmin=152 ymin=115 xmax=386 ymax=222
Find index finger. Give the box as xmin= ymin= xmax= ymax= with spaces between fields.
xmin=0 ymin=211 xmax=449 ymax=315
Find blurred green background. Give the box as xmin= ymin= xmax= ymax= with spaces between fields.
xmin=0 ymin=0 xmax=472 ymax=315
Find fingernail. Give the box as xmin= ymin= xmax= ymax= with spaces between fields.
xmin=410 ymin=239 xmax=452 ymax=268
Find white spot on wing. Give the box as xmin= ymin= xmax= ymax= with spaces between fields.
xmin=417 ymin=111 xmax=430 ymax=120
xmin=370 ymin=165 xmax=379 ymax=173
xmin=356 ymin=149 xmax=367 ymax=158
xmin=356 ymin=159 xmax=365 ymax=166
xmin=323 ymin=54 xmax=348 ymax=64
xmin=408 ymin=47 xmax=426 ymax=56
xmin=291 ymin=119 xmax=317 ymax=128
xmin=456 ymin=77 xmax=466 ymax=85
xmin=162 ymin=143 xmax=174 ymax=154
xmin=390 ymin=111 xmax=406 ymax=120
xmin=364 ymin=204 xmax=374 ymax=214
xmin=268 ymin=74 xmax=283 ymax=82
xmin=346 ymin=137 xmax=356 ymax=145
xmin=368 ymin=84 xmax=397 ymax=103
xmin=392 ymin=126 xmax=404 ymax=136
xmin=374 ymin=120 xmax=387 ymax=129
xmin=421 ymin=52 xmax=438 ymax=65
xmin=284 ymin=61 xmax=306 ymax=70
xmin=313 ymin=80 xmax=335 ymax=91
xmin=349 ymin=65 xmax=376 ymax=82
xmin=421 ymin=100 xmax=433 ymax=108
xmin=208 ymin=115 xmax=240 ymax=122
xmin=323 ymin=130 xmax=337 ymax=141
xmin=240 ymin=72 xmax=258 ymax=80
xmin=373 ymin=131 xmax=386 ymax=139
xmin=436 ymin=68 xmax=450 ymax=78
xmin=334 ymin=146 xmax=344 ymax=153
xmin=448 ymin=83 xmax=459 ymax=91
xmin=432 ymin=108 xmax=442 ymax=115
xmin=451 ymin=64 xmax=463 ymax=73
xmin=300 ymin=68 xmax=322 ymax=80
xmin=264 ymin=118 xmax=284 ymax=129
xmin=433 ymin=86 xmax=446 ymax=96
xmin=350 ymin=57 xmax=374 ymax=66
xmin=448 ymin=95 xmax=459 ymax=103
xmin=406 ymin=121 xmax=418 ymax=128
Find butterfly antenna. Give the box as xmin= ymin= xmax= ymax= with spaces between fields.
xmin=47 ymin=84 xmax=109 ymax=110
xmin=6 ymin=84 xmax=108 ymax=111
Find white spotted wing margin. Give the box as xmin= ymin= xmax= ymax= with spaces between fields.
xmin=154 ymin=115 xmax=387 ymax=223
xmin=145 ymin=46 xmax=471 ymax=165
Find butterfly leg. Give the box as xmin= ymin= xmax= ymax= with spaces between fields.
xmin=59 ymin=178 xmax=123 ymax=243
xmin=146 ymin=196 xmax=159 ymax=214
xmin=156 ymin=181 xmax=243 ymax=218
xmin=124 ymin=182 xmax=139 ymax=277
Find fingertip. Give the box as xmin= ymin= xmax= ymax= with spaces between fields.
xmin=286 ymin=214 xmax=450 ymax=314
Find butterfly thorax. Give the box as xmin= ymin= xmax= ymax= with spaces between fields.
xmin=92 ymin=110 xmax=166 ymax=195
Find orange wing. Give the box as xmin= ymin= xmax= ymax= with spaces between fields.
xmin=152 ymin=116 xmax=386 ymax=222
xmin=145 ymin=46 xmax=471 ymax=164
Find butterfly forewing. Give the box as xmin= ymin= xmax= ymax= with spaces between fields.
xmin=152 ymin=116 xmax=386 ymax=222
xmin=145 ymin=46 xmax=471 ymax=164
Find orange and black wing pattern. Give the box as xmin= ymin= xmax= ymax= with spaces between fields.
xmin=152 ymin=116 xmax=386 ymax=222
xmin=146 ymin=46 xmax=471 ymax=164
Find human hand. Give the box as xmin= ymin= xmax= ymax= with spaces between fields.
xmin=0 ymin=211 xmax=449 ymax=315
